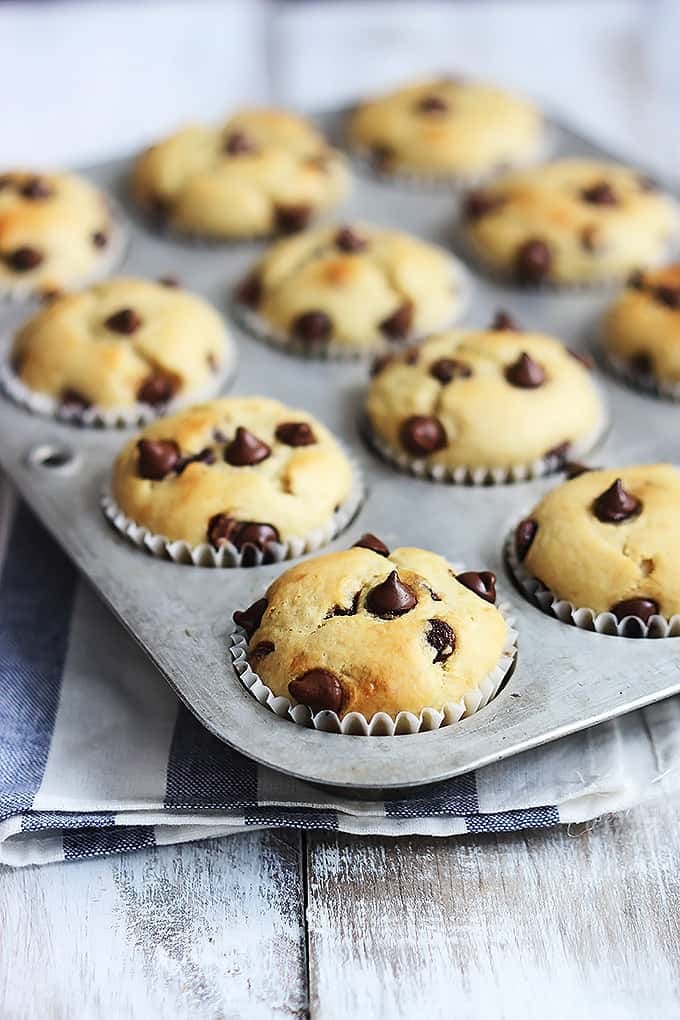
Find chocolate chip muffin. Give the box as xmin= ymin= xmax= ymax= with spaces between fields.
xmin=234 ymin=223 xmax=465 ymax=355
xmin=602 ymin=265 xmax=680 ymax=395
xmin=512 ymin=464 xmax=680 ymax=626
xmin=365 ymin=316 xmax=605 ymax=481
xmin=110 ymin=397 xmax=355 ymax=563
xmin=132 ymin=108 xmax=349 ymax=239
xmin=9 ymin=277 xmax=231 ymax=421
xmin=232 ymin=541 xmax=511 ymax=722
xmin=462 ymin=159 xmax=678 ymax=285
xmin=0 ymin=169 xmax=123 ymax=298
xmin=348 ymin=77 xmax=543 ymax=181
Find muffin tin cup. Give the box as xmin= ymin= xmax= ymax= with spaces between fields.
xmin=505 ymin=526 xmax=680 ymax=638
xmin=0 ymin=198 xmax=129 ymax=304
xmin=361 ymin=412 xmax=608 ymax=486
xmin=0 ymin=330 xmax=238 ymax=429
xmin=602 ymin=348 xmax=680 ymax=404
xmin=229 ymin=584 xmax=518 ymax=736
xmin=100 ymin=455 xmax=365 ymax=567
xmin=232 ymin=256 xmax=471 ymax=361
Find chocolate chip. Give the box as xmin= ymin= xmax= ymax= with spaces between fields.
xmin=92 ymin=231 xmax=109 ymax=249
xmin=158 ymin=275 xmax=180 ymax=288
xmin=514 ymin=239 xmax=552 ymax=284
xmin=292 ymin=310 xmax=332 ymax=343
xmin=581 ymin=181 xmax=618 ymax=206
xmin=515 ymin=519 xmax=537 ymax=560
xmin=149 ymin=195 xmax=172 ymax=223
xmin=105 ymin=308 xmax=142 ymax=334
xmin=490 ymin=310 xmax=520 ymax=331
xmin=176 ymin=447 xmax=216 ymax=474
xmin=366 ymin=570 xmax=417 ymax=619
xmin=655 ymin=285 xmax=680 ymax=309
xmin=403 ymin=346 xmax=420 ymax=365
xmin=505 ymin=351 xmax=546 ymax=388
xmin=288 ymin=669 xmax=344 ymax=714
xmin=251 ymin=640 xmax=275 ymax=661
xmin=463 ymin=190 xmax=503 ymax=220
xmin=60 ymin=388 xmax=91 ymax=413
xmin=628 ymin=270 xmax=645 ymax=290
xmin=209 ymin=515 xmax=279 ymax=553
xmin=371 ymin=145 xmax=394 ymax=170
xmin=593 ymin=478 xmax=641 ymax=523
xmin=638 ymin=175 xmax=658 ymax=193
xmin=568 ymin=348 xmax=594 ymax=370
xmin=236 ymin=272 xmax=262 ymax=308
xmin=415 ymin=95 xmax=449 ymax=114
xmin=137 ymin=438 xmax=181 ymax=480
xmin=335 ymin=227 xmax=368 ymax=253
xmin=563 ymin=461 xmax=595 ymax=479
xmin=609 ymin=597 xmax=659 ymax=624
xmin=379 ymin=302 xmax=414 ymax=341
xmin=580 ymin=224 xmax=600 ymax=252
xmin=275 ymin=204 xmax=312 ymax=234
xmin=426 ymin=619 xmax=455 ymax=663
xmin=429 ymin=358 xmax=472 ymax=384
xmin=224 ymin=131 xmax=258 ymax=156
xmin=353 ymin=533 xmax=389 ymax=556
xmin=456 ymin=571 xmax=496 ymax=604
xmin=40 ymin=288 xmax=62 ymax=304
xmin=370 ymin=353 xmax=395 ymax=377
xmin=544 ymin=441 xmax=570 ymax=466
xmin=224 ymin=427 xmax=271 ymax=467
xmin=5 ymin=246 xmax=44 ymax=272
xmin=630 ymin=351 xmax=654 ymax=376
xmin=20 ymin=177 xmax=52 ymax=200
xmin=399 ymin=415 xmax=447 ymax=457
xmin=327 ymin=592 xmax=361 ymax=618
xmin=232 ymin=597 xmax=268 ymax=638
xmin=137 ymin=373 xmax=177 ymax=407
xmin=275 ymin=422 xmax=316 ymax=447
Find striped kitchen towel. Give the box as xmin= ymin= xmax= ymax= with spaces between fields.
xmin=1 ymin=480 xmax=679 ymax=867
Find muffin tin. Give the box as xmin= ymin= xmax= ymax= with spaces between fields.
xmin=0 ymin=111 xmax=679 ymax=792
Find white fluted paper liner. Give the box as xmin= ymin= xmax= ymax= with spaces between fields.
xmin=232 ymin=256 xmax=470 ymax=361
xmin=100 ymin=455 xmax=364 ymax=567
xmin=603 ymin=349 xmax=680 ymax=404
xmin=505 ymin=526 xmax=680 ymax=638
xmin=362 ymin=412 xmax=607 ymax=486
xmin=0 ymin=333 xmax=237 ymax=429
xmin=0 ymin=198 xmax=128 ymax=303
xmin=229 ymin=587 xmax=517 ymax=735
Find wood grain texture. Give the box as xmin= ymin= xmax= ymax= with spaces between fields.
xmin=0 ymin=832 xmax=307 ymax=1020
xmin=306 ymin=799 xmax=680 ymax=1020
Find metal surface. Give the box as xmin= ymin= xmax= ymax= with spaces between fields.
xmin=1 ymin=116 xmax=679 ymax=791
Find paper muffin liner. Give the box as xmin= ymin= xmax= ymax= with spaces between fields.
xmin=505 ymin=524 xmax=680 ymax=638
xmin=0 ymin=195 xmax=128 ymax=303
xmin=602 ymin=348 xmax=680 ymax=404
xmin=231 ymin=255 xmax=471 ymax=361
xmin=229 ymin=578 xmax=518 ymax=736
xmin=361 ymin=410 xmax=608 ymax=486
xmin=0 ymin=329 xmax=237 ymax=429
xmin=100 ymin=453 xmax=364 ymax=567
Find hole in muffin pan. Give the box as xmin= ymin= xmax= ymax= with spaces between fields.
xmin=25 ymin=442 xmax=80 ymax=475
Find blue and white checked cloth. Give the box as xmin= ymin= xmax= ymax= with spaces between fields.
xmin=2 ymin=477 xmax=680 ymax=867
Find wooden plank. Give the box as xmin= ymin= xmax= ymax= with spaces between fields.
xmin=306 ymin=801 xmax=680 ymax=1020
xmin=0 ymin=832 xmax=307 ymax=1020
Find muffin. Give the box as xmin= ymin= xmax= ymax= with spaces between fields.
xmin=510 ymin=464 xmax=680 ymax=634
xmin=234 ymin=222 xmax=466 ymax=356
xmin=231 ymin=539 xmax=514 ymax=730
xmin=0 ymin=169 xmax=123 ymax=298
xmin=602 ymin=265 xmax=680 ymax=396
xmin=365 ymin=315 xmax=605 ymax=482
xmin=462 ymin=159 xmax=678 ymax=285
xmin=7 ymin=277 xmax=232 ymax=423
xmin=108 ymin=397 xmax=357 ymax=565
xmin=348 ymin=76 xmax=543 ymax=182
xmin=132 ymin=108 xmax=349 ymax=239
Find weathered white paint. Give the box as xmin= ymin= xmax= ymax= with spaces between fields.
xmin=0 ymin=832 xmax=307 ymax=1020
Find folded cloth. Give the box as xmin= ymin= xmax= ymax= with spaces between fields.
xmin=1 ymin=477 xmax=679 ymax=867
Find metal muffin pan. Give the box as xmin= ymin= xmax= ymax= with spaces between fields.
xmin=1 ymin=112 xmax=679 ymax=793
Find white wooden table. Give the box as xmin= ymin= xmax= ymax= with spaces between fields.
xmin=2 ymin=3 xmax=680 ymax=1016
